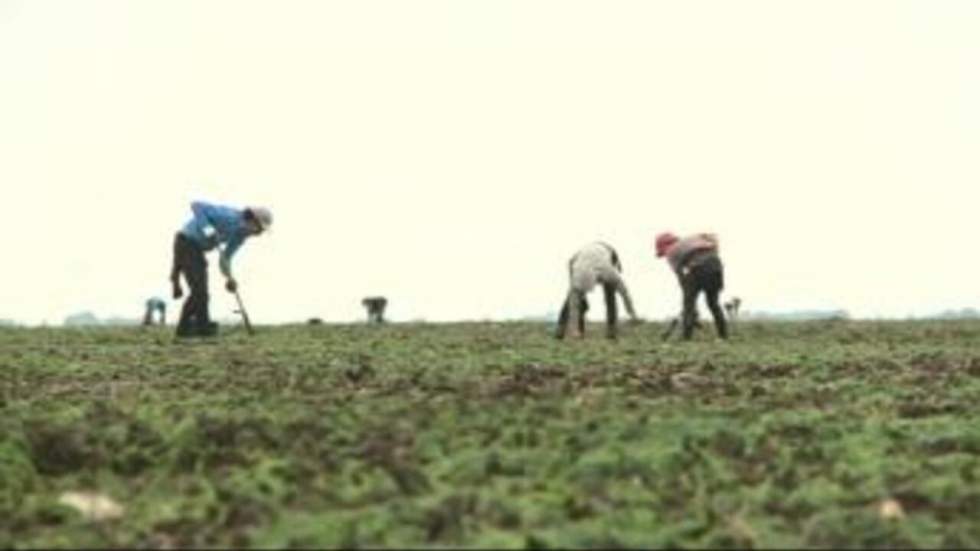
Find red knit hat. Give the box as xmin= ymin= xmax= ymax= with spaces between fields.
xmin=655 ymin=232 xmax=678 ymax=257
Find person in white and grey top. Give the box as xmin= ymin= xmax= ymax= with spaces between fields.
xmin=556 ymin=242 xmax=641 ymax=340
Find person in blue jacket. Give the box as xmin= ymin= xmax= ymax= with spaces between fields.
xmin=170 ymin=201 xmax=272 ymax=337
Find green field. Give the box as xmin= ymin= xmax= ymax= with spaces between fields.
xmin=2 ymin=320 xmax=980 ymax=548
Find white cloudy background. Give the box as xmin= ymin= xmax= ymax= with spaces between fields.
xmin=1 ymin=0 xmax=978 ymax=325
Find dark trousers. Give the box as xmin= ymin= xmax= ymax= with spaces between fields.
xmin=602 ymin=283 xmax=619 ymax=338
xmin=556 ymin=284 xmax=621 ymax=339
xmin=171 ymin=233 xmax=211 ymax=333
xmin=555 ymin=294 xmax=588 ymax=339
xmin=681 ymin=255 xmax=728 ymax=339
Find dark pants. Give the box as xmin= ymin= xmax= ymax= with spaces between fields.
xmin=555 ymin=295 xmax=588 ymax=339
xmin=171 ymin=233 xmax=211 ymax=334
xmin=556 ymin=284 xmax=621 ymax=340
xmin=602 ymin=283 xmax=619 ymax=338
xmin=681 ymin=255 xmax=728 ymax=340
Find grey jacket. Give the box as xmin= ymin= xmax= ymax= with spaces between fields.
xmin=566 ymin=242 xmax=639 ymax=324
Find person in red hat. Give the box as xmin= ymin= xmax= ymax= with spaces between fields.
xmin=655 ymin=231 xmax=728 ymax=340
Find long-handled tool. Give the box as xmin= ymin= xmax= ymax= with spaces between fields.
xmin=232 ymin=288 xmax=255 ymax=336
xmin=661 ymin=316 xmax=681 ymax=341
xmin=661 ymin=310 xmax=704 ymax=341
xmin=216 ymin=244 xmax=255 ymax=336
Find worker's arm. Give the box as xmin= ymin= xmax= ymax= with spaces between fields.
xmin=219 ymin=235 xmax=244 ymax=290
xmin=614 ymin=276 xmax=640 ymax=321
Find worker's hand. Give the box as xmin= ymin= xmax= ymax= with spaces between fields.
xmin=225 ymin=278 xmax=238 ymax=293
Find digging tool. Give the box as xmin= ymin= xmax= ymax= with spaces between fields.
xmin=217 ymin=244 xmax=255 ymax=336
xmin=232 ymin=288 xmax=255 ymax=336
xmin=661 ymin=310 xmax=705 ymax=341
xmin=661 ymin=316 xmax=681 ymax=341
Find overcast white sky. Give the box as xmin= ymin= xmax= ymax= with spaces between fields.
xmin=1 ymin=0 xmax=978 ymax=325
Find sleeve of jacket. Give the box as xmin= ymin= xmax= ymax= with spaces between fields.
xmin=219 ymin=234 xmax=245 ymax=277
xmin=190 ymin=201 xmax=215 ymax=227
xmin=614 ymin=275 xmax=639 ymax=320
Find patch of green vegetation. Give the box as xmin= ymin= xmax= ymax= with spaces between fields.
xmin=1 ymin=320 xmax=979 ymax=547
